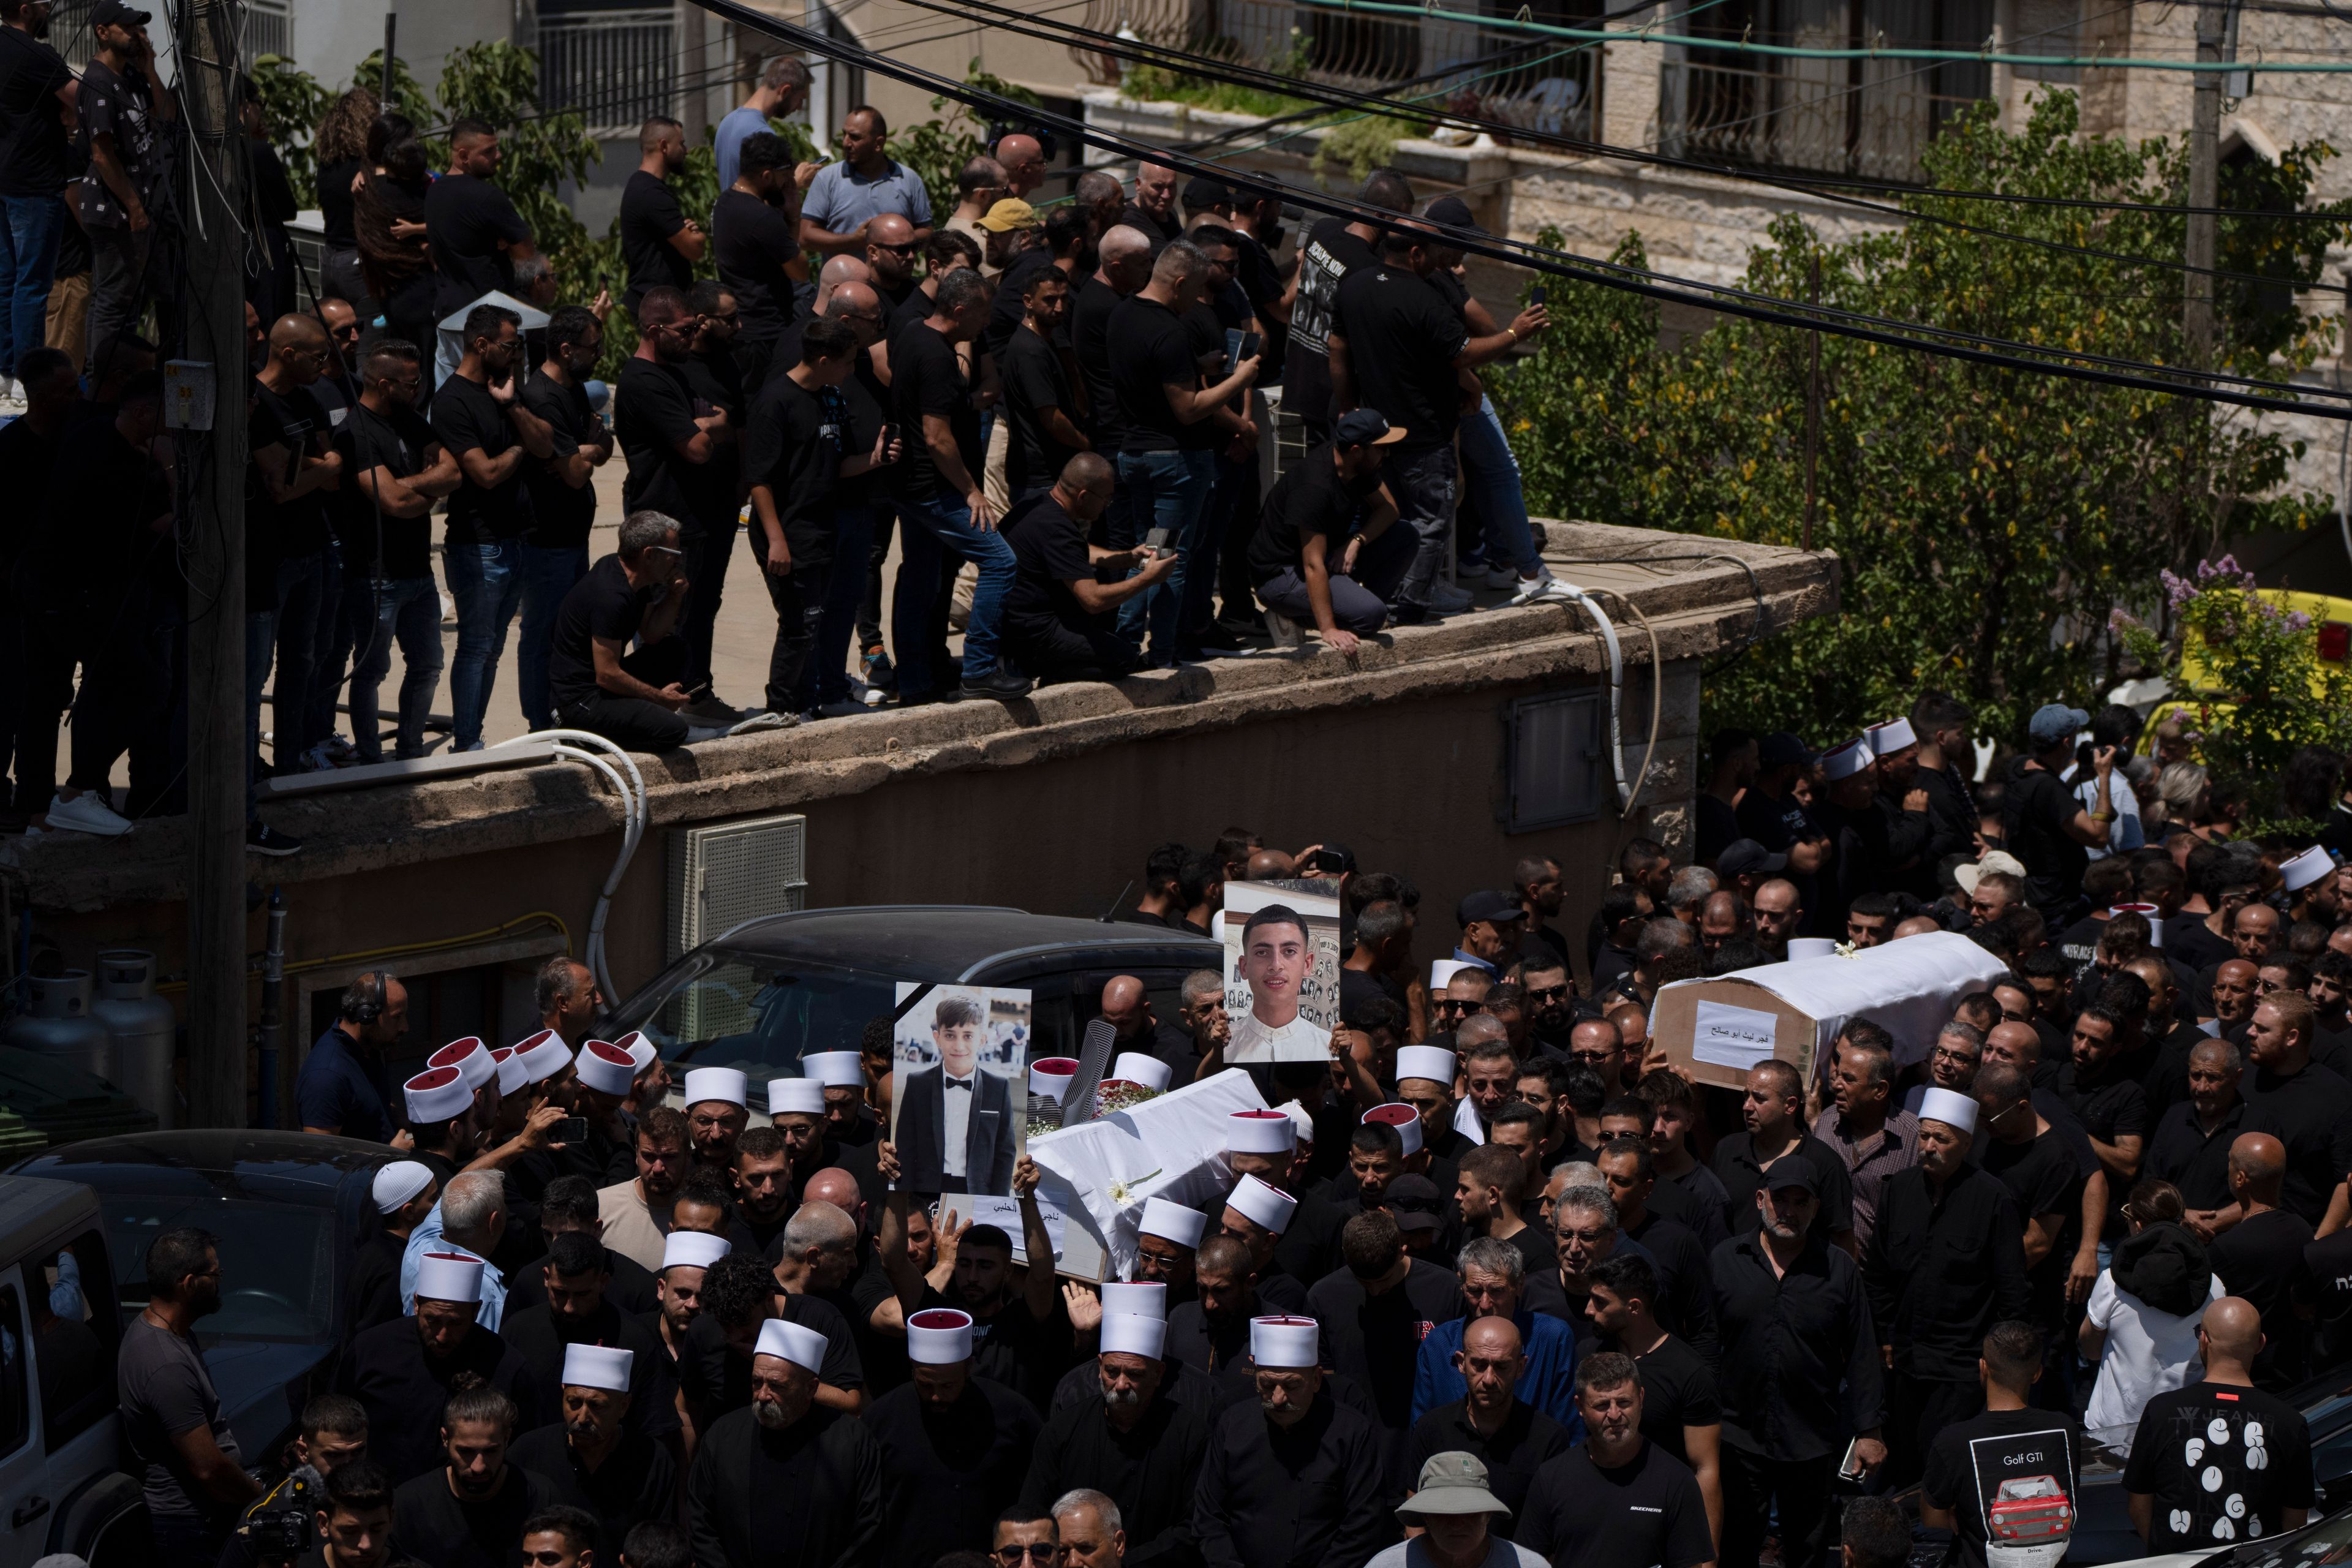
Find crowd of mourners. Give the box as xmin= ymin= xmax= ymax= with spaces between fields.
xmin=85 ymin=688 xmax=2352 ymax=1568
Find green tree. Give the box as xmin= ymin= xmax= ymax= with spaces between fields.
xmin=248 ymin=55 xmax=334 ymax=196
xmin=1493 ymin=91 xmax=2351 ymax=745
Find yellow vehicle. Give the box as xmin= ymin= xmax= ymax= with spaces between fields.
xmin=2144 ymin=588 xmax=2352 ymax=740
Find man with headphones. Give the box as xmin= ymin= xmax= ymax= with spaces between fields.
xmin=298 ymin=970 xmax=413 ymax=1146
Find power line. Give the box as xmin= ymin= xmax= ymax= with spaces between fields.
xmin=689 ymin=0 xmax=2352 ymax=418
xmin=917 ymin=0 xmax=2349 ymax=292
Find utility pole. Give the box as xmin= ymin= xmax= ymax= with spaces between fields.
xmin=179 ymin=0 xmax=249 ymax=1129
xmin=1802 ymin=251 xmax=1822 ymax=552
xmin=2182 ymin=0 xmax=2227 ymax=364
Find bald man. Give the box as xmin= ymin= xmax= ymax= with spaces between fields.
xmin=2209 ymin=958 xmax=2261 ymax=1035
xmin=1072 ymin=227 xmax=1153 ymax=513
xmin=1118 ymin=162 xmax=1183 ymax=250
xmin=250 ymin=312 xmax=344 ymax=794
xmin=2204 ymin=1131 xmax=2313 ymax=1387
xmin=1001 ymin=452 xmax=1167 ymax=681
xmin=814 ymin=254 xmax=872 ymax=314
xmin=860 ymin=213 xmax=922 ymax=326
xmin=996 ymin=134 xmax=1044 ymax=200
xmin=2124 ymin=1295 xmax=2312 ymax=1549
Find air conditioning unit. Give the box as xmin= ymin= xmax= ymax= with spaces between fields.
xmin=666 ymin=814 xmax=809 ymax=959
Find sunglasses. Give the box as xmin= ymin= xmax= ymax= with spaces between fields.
xmin=873 ymin=241 xmax=919 ymax=255
xmin=995 ymin=1548 xmax=1060 ymax=1563
xmin=1525 ymin=984 xmax=1571 ymax=1002
xmin=1433 ymin=998 xmax=1475 ymax=1016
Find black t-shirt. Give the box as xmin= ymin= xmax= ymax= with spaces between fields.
xmin=0 ymin=413 xmax=58 ymax=571
xmin=619 ymin=170 xmax=692 ymax=311
xmin=1979 ymin=1129 xmax=2083 ymax=1324
xmin=0 ymin=28 xmax=72 ymax=198
xmin=1287 ymin=219 xmax=1378 ymax=429
xmin=1069 ymin=274 xmax=1126 ymax=451
xmin=984 ymin=247 xmax=1063 ymax=364
xmin=1178 ymin=301 xmax=1227 ymax=454
xmin=2165 ymin=913 xmax=2236 ymax=975
xmin=2207 ymin=1207 xmax=2316 ymax=1388
xmin=1517 ymin=1441 xmax=1715 ymax=1568
xmin=1633 ymin=1333 xmax=1721 ymax=1466
xmin=332 ymin=400 xmax=437 ymax=581
xmin=1247 ymin=443 xmax=1366 ymax=584
xmin=1001 ymin=325 xmax=1080 ymax=493
xmin=713 ymin=187 xmax=801 ymax=339
xmin=2304 ymin=1230 xmax=2352 ymax=1367
xmin=1332 ymin=262 xmax=1468 ymax=452
xmin=684 ymin=349 xmax=745 ymax=511
xmin=547 ymin=553 xmax=649 ymax=709
xmin=742 ymin=374 xmax=845 ymax=571
xmin=1106 ymin=294 xmax=1198 ymax=454
xmin=617 ymin=356 xmax=714 ymax=524
xmin=317 ymin=154 xmax=363 ymax=247
xmin=1920 ymin=1408 xmax=2084 ymax=1568
xmin=249 ymin=377 xmax=333 ymax=567
xmin=891 ymin=320 xmax=979 ymax=504
xmin=2003 ymin=761 xmax=2089 ymax=912
xmin=2241 ymin=1061 xmax=2352 ymax=1225
xmin=2122 ymin=1381 xmax=2313 ymax=1553
xmin=1001 ymin=491 xmax=1095 ymax=632
xmin=1115 ymin=203 xmax=1183 ymax=252
xmin=1303 ymin=1259 xmax=1463 ymax=1437
xmin=431 ymin=372 xmax=529 ymax=546
xmin=519 ymin=374 xmax=597 ymax=551
xmin=425 ymin=173 xmax=531 ymax=312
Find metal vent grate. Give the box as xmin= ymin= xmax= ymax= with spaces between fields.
xmin=666 ymin=815 xmax=809 ymax=1041
xmin=1506 ymin=690 xmax=1606 ymax=831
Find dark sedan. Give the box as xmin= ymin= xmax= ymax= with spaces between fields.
xmin=10 ymin=1129 xmax=394 ymax=1465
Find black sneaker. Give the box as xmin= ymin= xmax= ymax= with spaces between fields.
xmin=247 ymin=821 xmax=303 ymax=857
xmin=959 ymin=668 xmax=1035 ymax=701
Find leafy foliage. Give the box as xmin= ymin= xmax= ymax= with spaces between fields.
xmin=1492 ymin=91 xmax=2352 ymax=746
xmin=247 ymin=55 xmax=335 ymax=197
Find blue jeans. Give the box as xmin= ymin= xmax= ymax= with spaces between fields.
xmin=245 ymin=549 xmax=326 ymax=790
xmin=346 ymin=575 xmax=444 ymax=761
xmin=895 ymin=492 xmax=1017 ymax=693
xmin=1387 ymin=445 xmax=1461 ymax=609
xmin=0 ymin=194 xmax=63 ymax=380
xmin=1460 ymin=395 xmax=1543 ymax=576
xmin=443 ymin=537 xmax=522 ymax=749
xmin=516 ymin=540 xmax=587 ymax=731
xmin=791 ymin=502 xmax=873 ymax=711
xmin=1113 ymin=448 xmax=1216 ymax=665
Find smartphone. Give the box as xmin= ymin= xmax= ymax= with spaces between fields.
xmin=1238 ymin=331 xmax=1262 ymax=364
xmin=552 ymin=1115 xmax=589 ymax=1146
xmin=881 ymin=421 xmax=900 ymax=448
xmin=1529 ymin=284 xmax=1548 ymax=307
xmin=1310 ymin=848 xmax=1346 ymax=875
xmin=1836 ymin=1438 xmax=1864 ymax=1482
xmin=1144 ymin=527 xmax=1172 ymax=557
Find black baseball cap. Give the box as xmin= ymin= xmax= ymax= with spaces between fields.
xmin=1335 ymin=409 xmax=1408 ymax=448
xmin=91 ymin=0 xmax=151 ymax=26
xmin=1382 ymin=1175 xmax=1444 ymax=1231
xmin=1183 ymin=175 xmax=1234 ymax=211
xmin=1457 ymin=889 xmax=1526 ymax=927
xmin=1760 ymin=1159 xmax=1820 ymax=1197
xmin=1758 ymin=731 xmax=1812 ymax=769
xmin=1423 ymin=194 xmax=1488 ymax=238
xmin=1717 ymin=840 xmax=1788 ymax=878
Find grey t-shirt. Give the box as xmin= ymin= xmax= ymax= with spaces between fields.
xmin=1367 ymin=1534 xmax=1545 ymax=1568
xmin=119 ymin=1316 xmax=241 ymax=1523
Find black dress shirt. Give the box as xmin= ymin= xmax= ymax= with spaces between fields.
xmin=1708 ymin=1232 xmax=1884 ymax=1461
xmin=1863 ymin=1163 xmax=2031 ymax=1382
xmin=1712 ymin=1131 xmax=1858 ymax=1240
xmin=1405 ymin=1398 xmax=1572 ymax=1540
xmin=2145 ymin=1097 xmax=2264 ymax=1212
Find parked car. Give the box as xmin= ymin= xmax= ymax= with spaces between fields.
xmin=9 ymin=1131 xmax=395 ymax=1474
xmin=606 ymin=905 xmax=1224 ymax=1110
xmin=0 ymin=1172 xmax=147 ymax=1567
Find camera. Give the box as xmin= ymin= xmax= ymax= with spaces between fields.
xmin=247 ymin=1508 xmax=312 ymax=1562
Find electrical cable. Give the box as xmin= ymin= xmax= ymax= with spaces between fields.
xmin=494 ymin=728 xmax=650 ymax=1004
xmin=687 ymin=0 xmax=2352 ymax=420
xmin=930 ymin=0 xmax=2350 ymax=292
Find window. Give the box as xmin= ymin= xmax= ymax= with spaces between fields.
xmin=0 ymin=1279 xmax=29 ymax=1458
xmin=35 ymin=1231 xmax=117 ymax=1450
xmin=624 ymin=951 xmax=900 ymax=1079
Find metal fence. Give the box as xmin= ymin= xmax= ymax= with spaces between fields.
xmin=537 ymin=7 xmax=679 ymax=137
xmin=1075 ymin=0 xmax=1606 ymax=143
xmin=1657 ymin=0 xmax=1992 ymax=181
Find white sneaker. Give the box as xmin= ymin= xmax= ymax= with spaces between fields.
xmin=1508 ymin=567 xmax=1578 ymax=606
xmin=44 ymin=791 xmax=132 ymax=837
xmin=1425 ymin=581 xmax=1478 ymax=614
xmin=1479 ymin=564 xmax=1520 ymax=589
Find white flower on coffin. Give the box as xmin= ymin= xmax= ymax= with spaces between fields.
xmin=1107 ymin=1168 xmax=1164 ymax=1208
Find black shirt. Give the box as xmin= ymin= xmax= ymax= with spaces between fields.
xmin=431 ymin=372 xmax=530 ymax=547
xmin=984 ymin=246 xmax=1064 ymax=364
xmin=616 ymin=355 xmax=716 ymax=525
xmin=1920 ymin=1408 xmax=2084 ymax=1568
xmin=390 ymin=1465 xmax=548 ymax=1568
xmin=0 ymin=411 xmax=59 ymax=571
xmin=2165 ymin=913 xmax=2237 ymax=976
xmin=1001 ymin=323 xmax=1081 ymax=494
xmin=1247 ymin=442 xmax=1366 ymax=585
xmin=508 ymin=1420 xmax=676 ymax=1557
xmin=1331 ymin=262 xmax=1468 ymax=451
xmin=1286 ymin=219 xmax=1378 ymax=431
xmin=317 ymin=154 xmax=363 ymax=247
xmin=2121 ymin=1381 xmax=2313 ymax=1552
xmin=1002 ymin=491 xmax=1096 ymax=633
xmin=74 ymin=60 xmax=157 ymax=227
xmin=1069 ymin=274 xmax=1128 ymax=452
xmin=1632 ymin=1332 xmax=1721 ymax=1465
xmin=2241 ymin=1061 xmax=2352 ymax=1224
xmin=425 ymin=172 xmax=530 ymax=313
xmin=863 ymin=1378 xmax=1044 ymax=1568
xmin=1712 ymin=1131 xmax=1857 ymax=1241
xmin=2146 ymin=1097 xmax=2264 ymax=1212
xmin=1406 ymin=1399 xmax=1572 ymax=1540
xmin=336 ymin=1319 xmax=540 ymax=1485
xmin=1517 ymin=1441 xmax=1715 ymax=1568
xmin=619 ymin=169 xmax=692 ymax=312
xmin=2002 ymin=760 xmax=2089 ymax=913
xmin=743 ymin=373 xmax=846 ymax=570
xmin=331 ymin=400 xmax=437 ymax=581
xmin=547 ymin=554 xmax=650 ymax=710
xmin=1305 ymin=1258 xmax=1462 ymax=1441
xmin=712 ymin=187 xmax=801 ymax=339
xmin=519 ymin=374 xmax=598 ymax=551
xmin=1107 ymin=294 xmax=1199 ymax=454
xmin=0 ymin=28 xmax=72 ymax=198
xmin=1709 ymin=1232 xmax=1884 ymax=1461
xmin=2207 ymin=1207 xmax=2316 ymax=1389
xmin=1115 ymin=203 xmax=1184 ymax=251
xmin=891 ymin=320 xmax=979 ymax=503
xmin=249 ymin=377 xmax=333 ymax=570
xmin=1863 ymin=1163 xmax=2032 ymax=1381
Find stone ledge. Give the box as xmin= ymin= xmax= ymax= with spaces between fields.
xmin=0 ymin=522 xmax=1836 ymax=910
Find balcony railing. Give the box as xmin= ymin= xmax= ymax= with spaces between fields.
xmin=1076 ymin=0 xmax=1605 ymax=145
xmin=538 ymin=7 xmax=678 ymax=137
xmin=1658 ymin=0 xmax=1992 ymax=181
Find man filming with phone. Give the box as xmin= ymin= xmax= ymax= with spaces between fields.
xmin=998 ymin=453 xmax=1171 ymax=683
xmin=1244 ymin=409 xmax=1408 ymax=655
